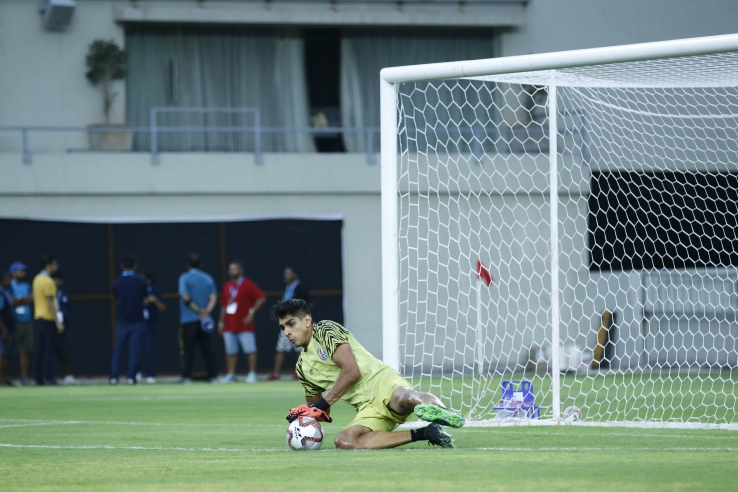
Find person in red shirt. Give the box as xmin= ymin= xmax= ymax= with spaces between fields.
xmin=217 ymin=262 xmax=266 ymax=383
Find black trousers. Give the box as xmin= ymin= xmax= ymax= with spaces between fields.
xmin=179 ymin=321 xmax=217 ymax=379
xmin=33 ymin=319 xmax=58 ymax=384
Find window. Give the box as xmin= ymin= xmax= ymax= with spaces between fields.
xmin=304 ymin=28 xmax=345 ymax=152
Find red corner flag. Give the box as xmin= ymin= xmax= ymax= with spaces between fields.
xmin=476 ymin=260 xmax=493 ymax=287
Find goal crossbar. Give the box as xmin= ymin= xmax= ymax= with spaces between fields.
xmin=380 ymin=33 xmax=738 ymax=83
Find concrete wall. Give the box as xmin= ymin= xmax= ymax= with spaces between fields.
xmin=0 ymin=1 xmax=126 ymax=152
xmin=501 ymin=0 xmax=738 ymax=56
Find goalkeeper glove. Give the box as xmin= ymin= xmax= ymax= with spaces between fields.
xmin=286 ymin=398 xmax=333 ymax=423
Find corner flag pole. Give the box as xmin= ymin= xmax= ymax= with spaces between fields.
xmin=475 ymin=260 xmax=492 ymax=378
xmin=476 ymin=276 xmax=483 ymax=377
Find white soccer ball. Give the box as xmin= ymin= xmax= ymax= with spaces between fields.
xmin=562 ymin=406 xmax=583 ymax=422
xmin=286 ymin=416 xmax=324 ymax=451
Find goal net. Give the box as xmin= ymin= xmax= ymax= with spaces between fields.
xmin=380 ymin=35 xmax=738 ymax=427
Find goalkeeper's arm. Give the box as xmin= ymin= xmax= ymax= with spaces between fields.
xmin=287 ymin=345 xmax=360 ymax=422
xmin=321 ymin=344 xmax=361 ymax=404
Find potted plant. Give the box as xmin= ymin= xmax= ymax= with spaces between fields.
xmin=85 ymin=39 xmax=133 ymax=151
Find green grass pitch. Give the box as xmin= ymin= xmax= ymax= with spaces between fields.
xmin=1 ymin=382 xmax=737 ymax=491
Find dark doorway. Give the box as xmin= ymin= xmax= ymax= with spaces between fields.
xmin=304 ymin=28 xmax=345 ymax=153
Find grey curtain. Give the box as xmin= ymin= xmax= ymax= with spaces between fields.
xmin=340 ymin=28 xmax=499 ymax=152
xmin=126 ymin=25 xmax=314 ymax=153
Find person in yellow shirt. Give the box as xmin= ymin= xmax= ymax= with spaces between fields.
xmin=32 ymin=256 xmax=64 ymax=386
xmin=273 ymin=299 xmax=465 ymax=450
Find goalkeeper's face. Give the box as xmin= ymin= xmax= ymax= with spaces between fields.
xmin=279 ymin=313 xmax=313 ymax=348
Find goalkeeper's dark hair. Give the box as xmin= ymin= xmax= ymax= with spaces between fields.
xmin=270 ymin=298 xmax=311 ymax=322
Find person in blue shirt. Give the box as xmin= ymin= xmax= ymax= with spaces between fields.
xmin=0 ymin=272 xmax=18 ymax=386
xmin=9 ymin=262 xmax=34 ymax=385
xmin=110 ymin=254 xmax=149 ymax=385
xmin=138 ymin=272 xmax=166 ymax=383
xmin=178 ymin=253 xmax=218 ymax=383
xmin=52 ymin=272 xmax=78 ymax=385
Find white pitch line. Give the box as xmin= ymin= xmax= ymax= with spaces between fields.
xmin=455 ymin=429 xmax=738 ymax=439
xmin=0 ymin=418 xmax=284 ymax=428
xmin=0 ymin=443 xmax=290 ymax=452
xmin=2 ymin=443 xmax=737 ymax=453
xmin=6 ymin=392 xmax=299 ymax=404
xmin=474 ymin=447 xmax=738 ymax=452
xmin=0 ymin=422 xmax=80 ymax=430
xmin=464 ymin=420 xmax=738 ymax=431
xmin=412 ymin=446 xmax=738 ymax=452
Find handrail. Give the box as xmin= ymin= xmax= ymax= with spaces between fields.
xmin=0 ymin=114 xmax=589 ymax=166
xmin=0 ymin=124 xmax=382 ymax=165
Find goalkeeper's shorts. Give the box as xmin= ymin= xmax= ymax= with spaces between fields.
xmin=345 ymin=370 xmax=413 ymax=432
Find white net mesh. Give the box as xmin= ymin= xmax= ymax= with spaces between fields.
xmin=395 ymin=52 xmax=738 ymax=425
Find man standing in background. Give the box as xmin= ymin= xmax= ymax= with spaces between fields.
xmin=178 ymin=253 xmax=218 ymax=384
xmin=267 ymin=266 xmax=312 ymax=381
xmin=52 ymin=272 xmax=78 ymax=385
xmin=0 ymin=272 xmax=18 ymax=386
xmin=32 ymin=256 xmax=63 ymax=386
xmin=110 ymin=254 xmax=148 ymax=385
xmin=10 ymin=262 xmax=34 ymax=385
xmin=217 ymin=261 xmax=266 ymax=383
xmin=140 ymin=272 xmax=166 ymax=383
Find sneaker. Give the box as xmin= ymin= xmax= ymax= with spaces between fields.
xmin=414 ymin=403 xmax=466 ymax=428
xmin=220 ymin=373 xmax=237 ymax=384
xmin=44 ymin=379 xmax=59 ymax=386
xmin=424 ymin=423 xmax=455 ymax=449
xmin=291 ymin=373 xmax=299 ymax=381
xmin=19 ymin=378 xmax=33 ymax=386
xmin=245 ymin=372 xmax=258 ymax=383
xmin=177 ymin=377 xmax=192 ymax=385
xmin=126 ymin=378 xmax=136 ymax=385
xmin=63 ymin=375 xmax=80 ymax=385
xmin=135 ymin=372 xmax=142 ymax=383
xmin=109 ymin=378 xmax=119 ymax=385
xmin=1 ymin=379 xmax=15 ymax=387
xmin=266 ymin=373 xmax=280 ymax=381
xmin=144 ymin=377 xmax=157 ymax=384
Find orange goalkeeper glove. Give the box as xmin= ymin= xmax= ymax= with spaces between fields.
xmin=286 ymin=403 xmax=332 ymax=423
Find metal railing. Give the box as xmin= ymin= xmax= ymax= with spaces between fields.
xmin=0 ymin=124 xmax=382 ymax=165
xmin=0 ymin=107 xmax=590 ymax=166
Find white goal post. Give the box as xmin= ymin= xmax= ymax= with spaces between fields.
xmin=380 ymin=34 xmax=738 ymax=428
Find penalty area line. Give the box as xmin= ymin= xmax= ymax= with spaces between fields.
xmin=3 ymin=443 xmax=737 ymax=453
xmin=0 ymin=443 xmax=292 ymax=453
xmin=0 ymin=418 xmax=284 ymax=428
xmin=466 ymin=446 xmax=738 ymax=452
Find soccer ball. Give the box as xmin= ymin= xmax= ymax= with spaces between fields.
xmin=562 ymin=406 xmax=583 ymax=422
xmin=286 ymin=416 xmax=324 ymax=451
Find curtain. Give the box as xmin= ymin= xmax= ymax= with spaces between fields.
xmin=340 ymin=29 xmax=499 ymax=152
xmin=126 ymin=25 xmax=314 ymax=153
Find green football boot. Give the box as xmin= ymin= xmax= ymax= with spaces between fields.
xmin=414 ymin=403 xmax=466 ymax=428
xmin=424 ymin=423 xmax=455 ymax=449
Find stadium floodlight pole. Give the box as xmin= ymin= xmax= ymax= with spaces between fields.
xmin=380 ymin=77 xmax=401 ymax=371
xmin=548 ymin=85 xmax=561 ymax=422
xmin=380 ymin=33 xmax=738 ymax=83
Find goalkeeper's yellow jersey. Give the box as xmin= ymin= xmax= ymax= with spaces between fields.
xmin=295 ymin=320 xmax=401 ymax=411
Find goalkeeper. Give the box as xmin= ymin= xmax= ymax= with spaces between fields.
xmin=272 ymin=299 xmax=464 ymax=450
